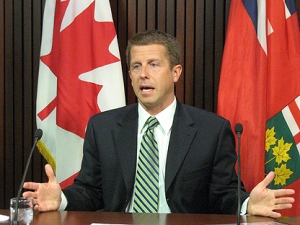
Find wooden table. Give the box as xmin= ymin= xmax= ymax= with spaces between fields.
xmin=0 ymin=210 xmax=299 ymax=225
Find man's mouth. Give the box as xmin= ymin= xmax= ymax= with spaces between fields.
xmin=140 ymin=86 xmax=154 ymax=92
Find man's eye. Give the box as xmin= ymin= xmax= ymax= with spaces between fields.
xmin=150 ymin=63 xmax=158 ymax=67
xmin=132 ymin=65 xmax=140 ymax=70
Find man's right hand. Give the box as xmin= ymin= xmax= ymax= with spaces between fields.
xmin=23 ymin=164 xmax=62 ymax=212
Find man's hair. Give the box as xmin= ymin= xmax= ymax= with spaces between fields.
xmin=126 ymin=30 xmax=181 ymax=70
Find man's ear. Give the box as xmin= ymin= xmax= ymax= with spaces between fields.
xmin=128 ymin=70 xmax=133 ymax=86
xmin=173 ymin=64 xmax=182 ymax=83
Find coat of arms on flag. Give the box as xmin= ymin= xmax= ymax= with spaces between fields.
xmin=266 ymin=96 xmax=300 ymax=188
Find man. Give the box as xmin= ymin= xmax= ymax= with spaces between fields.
xmin=23 ymin=30 xmax=295 ymax=217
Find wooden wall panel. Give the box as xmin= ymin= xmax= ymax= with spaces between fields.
xmin=3 ymin=0 xmax=15 ymax=209
xmin=0 ymin=0 xmax=4 ymax=210
xmin=0 ymin=0 xmax=45 ymax=209
xmin=0 ymin=0 xmax=299 ymax=209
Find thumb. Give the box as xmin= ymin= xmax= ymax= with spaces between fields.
xmin=45 ymin=164 xmax=57 ymax=183
xmin=257 ymin=171 xmax=275 ymax=188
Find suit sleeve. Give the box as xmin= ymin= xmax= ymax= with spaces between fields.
xmin=209 ymin=119 xmax=249 ymax=214
xmin=63 ymin=118 xmax=104 ymax=211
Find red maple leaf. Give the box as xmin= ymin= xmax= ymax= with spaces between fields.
xmin=38 ymin=0 xmax=120 ymax=138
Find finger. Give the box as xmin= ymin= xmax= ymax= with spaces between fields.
xmin=23 ymin=187 xmax=39 ymax=198
xmin=267 ymin=211 xmax=282 ymax=218
xmin=34 ymin=204 xmax=43 ymax=212
xmin=274 ymin=189 xmax=295 ymax=197
xmin=275 ymin=197 xmax=295 ymax=205
xmin=32 ymin=198 xmax=39 ymax=205
xmin=23 ymin=182 xmax=40 ymax=191
xmin=273 ymin=202 xmax=293 ymax=211
xmin=45 ymin=164 xmax=57 ymax=183
xmin=22 ymin=191 xmax=35 ymax=199
xmin=257 ymin=171 xmax=275 ymax=188
xmin=34 ymin=205 xmax=40 ymax=211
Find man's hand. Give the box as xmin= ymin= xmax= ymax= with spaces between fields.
xmin=22 ymin=164 xmax=62 ymax=212
xmin=247 ymin=171 xmax=295 ymax=218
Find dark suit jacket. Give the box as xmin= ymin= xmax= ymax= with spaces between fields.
xmin=63 ymin=101 xmax=249 ymax=214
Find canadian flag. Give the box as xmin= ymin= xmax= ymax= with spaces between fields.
xmin=36 ymin=0 xmax=125 ymax=188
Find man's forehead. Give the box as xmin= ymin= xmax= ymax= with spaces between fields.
xmin=131 ymin=43 xmax=166 ymax=51
xmin=130 ymin=44 xmax=167 ymax=59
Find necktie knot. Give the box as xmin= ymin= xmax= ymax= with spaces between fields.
xmin=146 ymin=116 xmax=159 ymax=131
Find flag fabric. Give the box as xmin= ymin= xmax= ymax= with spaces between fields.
xmin=36 ymin=0 xmax=125 ymax=189
xmin=217 ymin=0 xmax=300 ymax=216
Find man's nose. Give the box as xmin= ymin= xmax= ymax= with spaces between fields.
xmin=140 ymin=66 xmax=148 ymax=78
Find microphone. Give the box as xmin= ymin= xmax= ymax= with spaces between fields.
xmin=234 ymin=123 xmax=243 ymax=225
xmin=13 ymin=129 xmax=43 ymax=225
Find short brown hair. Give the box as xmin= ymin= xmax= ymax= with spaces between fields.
xmin=126 ymin=30 xmax=181 ymax=70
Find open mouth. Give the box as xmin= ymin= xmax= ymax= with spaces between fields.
xmin=140 ymin=86 xmax=154 ymax=92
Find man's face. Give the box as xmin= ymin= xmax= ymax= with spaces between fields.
xmin=129 ymin=44 xmax=182 ymax=115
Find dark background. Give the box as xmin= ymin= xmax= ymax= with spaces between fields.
xmin=0 ymin=0 xmax=300 ymax=209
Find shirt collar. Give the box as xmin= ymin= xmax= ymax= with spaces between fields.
xmin=138 ymin=97 xmax=177 ymax=134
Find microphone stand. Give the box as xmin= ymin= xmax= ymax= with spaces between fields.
xmin=13 ymin=129 xmax=43 ymax=225
xmin=237 ymin=131 xmax=241 ymax=225
xmin=235 ymin=123 xmax=243 ymax=225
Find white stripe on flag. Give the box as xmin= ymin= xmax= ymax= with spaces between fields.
xmin=257 ymin=0 xmax=267 ymax=54
xmin=282 ymin=96 xmax=300 ymax=155
xmin=284 ymin=1 xmax=292 ymax=19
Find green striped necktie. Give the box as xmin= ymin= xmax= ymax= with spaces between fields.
xmin=133 ymin=116 xmax=159 ymax=213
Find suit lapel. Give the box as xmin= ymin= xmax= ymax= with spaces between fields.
xmin=111 ymin=103 xmax=197 ymax=197
xmin=165 ymin=102 xmax=197 ymax=191
xmin=113 ymin=105 xmax=138 ymax=197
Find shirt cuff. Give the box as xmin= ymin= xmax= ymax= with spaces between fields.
xmin=240 ymin=197 xmax=249 ymax=215
xmin=58 ymin=191 xmax=68 ymax=211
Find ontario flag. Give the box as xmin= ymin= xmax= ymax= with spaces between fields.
xmin=36 ymin=0 xmax=125 ymax=189
xmin=217 ymin=0 xmax=300 ymax=216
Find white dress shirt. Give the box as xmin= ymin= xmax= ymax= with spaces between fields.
xmin=127 ymin=97 xmax=177 ymax=213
